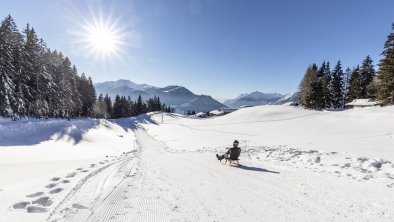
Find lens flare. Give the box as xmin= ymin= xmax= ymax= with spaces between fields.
xmin=70 ymin=6 xmax=130 ymax=63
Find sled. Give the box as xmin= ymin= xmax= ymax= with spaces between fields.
xmin=223 ymin=158 xmax=240 ymax=166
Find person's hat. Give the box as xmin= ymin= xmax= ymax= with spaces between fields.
xmin=233 ymin=140 xmax=239 ymax=144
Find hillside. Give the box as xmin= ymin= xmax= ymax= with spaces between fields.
xmin=1 ymin=106 xmax=394 ymax=221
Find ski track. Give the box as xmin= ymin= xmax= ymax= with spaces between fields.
xmin=45 ymin=128 xmax=394 ymax=222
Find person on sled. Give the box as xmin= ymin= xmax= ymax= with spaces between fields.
xmin=216 ymin=140 xmax=241 ymax=162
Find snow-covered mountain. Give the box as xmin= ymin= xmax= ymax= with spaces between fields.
xmin=95 ymin=80 xmax=225 ymax=113
xmin=272 ymin=91 xmax=300 ymax=105
xmin=223 ymin=91 xmax=299 ymax=108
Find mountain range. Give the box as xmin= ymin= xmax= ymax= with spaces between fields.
xmin=95 ymin=80 xmax=299 ymax=113
xmin=94 ymin=80 xmax=226 ymax=113
xmin=223 ymin=91 xmax=299 ymax=108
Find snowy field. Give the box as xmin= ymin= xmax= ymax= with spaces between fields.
xmin=1 ymin=105 xmax=394 ymax=221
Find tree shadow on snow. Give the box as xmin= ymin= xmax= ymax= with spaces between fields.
xmin=0 ymin=119 xmax=100 ymax=146
xmin=236 ymin=164 xmax=280 ymax=174
xmin=109 ymin=114 xmax=158 ymax=132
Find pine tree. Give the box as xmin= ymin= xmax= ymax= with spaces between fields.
xmin=35 ymin=39 xmax=55 ymax=117
xmin=323 ymin=61 xmax=333 ymax=108
xmin=70 ymin=65 xmax=82 ymax=116
xmin=112 ymin=95 xmax=121 ymax=118
xmin=78 ymin=73 xmax=96 ymax=117
xmin=22 ymin=25 xmax=41 ymax=116
xmin=104 ymin=94 xmax=112 ymax=118
xmin=299 ymin=64 xmax=318 ymax=108
xmin=309 ymin=78 xmax=325 ymax=110
xmin=136 ymin=95 xmax=143 ymax=115
xmin=3 ymin=15 xmax=28 ymax=117
xmin=1 ymin=15 xmax=98 ymax=119
xmin=0 ymin=15 xmax=18 ymax=117
xmin=359 ymin=55 xmax=375 ymax=99
xmin=377 ymin=23 xmax=394 ymax=104
xmin=343 ymin=67 xmax=351 ymax=106
xmin=330 ymin=60 xmax=344 ymax=108
xmin=348 ymin=66 xmax=362 ymax=102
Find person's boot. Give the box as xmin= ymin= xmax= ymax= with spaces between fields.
xmin=216 ymin=154 xmax=222 ymax=161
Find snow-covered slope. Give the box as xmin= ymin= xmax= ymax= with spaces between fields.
xmin=1 ymin=106 xmax=394 ymax=221
xmin=0 ymin=118 xmax=136 ymax=221
xmin=144 ymin=106 xmax=394 ymax=158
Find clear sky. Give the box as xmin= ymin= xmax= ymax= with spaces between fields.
xmin=1 ymin=0 xmax=394 ymax=99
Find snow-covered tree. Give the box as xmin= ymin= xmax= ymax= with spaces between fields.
xmin=347 ymin=66 xmax=362 ymax=102
xmin=330 ymin=60 xmax=344 ymax=108
xmin=0 ymin=15 xmax=17 ymax=117
xmin=377 ymin=23 xmax=394 ymax=104
xmin=359 ymin=55 xmax=375 ymax=99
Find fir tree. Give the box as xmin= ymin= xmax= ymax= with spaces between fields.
xmin=323 ymin=61 xmax=333 ymax=108
xmin=0 ymin=15 xmax=17 ymax=117
xmin=299 ymin=64 xmax=318 ymax=108
xmin=104 ymin=94 xmax=112 ymax=118
xmin=347 ymin=66 xmax=362 ymax=102
xmin=330 ymin=61 xmax=344 ymax=108
xmin=343 ymin=67 xmax=351 ymax=106
xmin=359 ymin=55 xmax=375 ymax=98
xmin=377 ymin=23 xmax=394 ymax=104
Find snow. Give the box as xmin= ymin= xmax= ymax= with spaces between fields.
xmin=163 ymin=86 xmax=182 ymax=93
xmin=145 ymin=105 xmax=394 ymax=159
xmin=0 ymin=118 xmax=136 ymax=221
xmin=346 ymin=99 xmax=379 ymax=106
xmin=1 ymin=105 xmax=394 ymax=221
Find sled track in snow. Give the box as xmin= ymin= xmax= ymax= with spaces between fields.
xmin=45 ymin=128 xmax=394 ymax=221
xmin=47 ymin=159 xmax=123 ymax=221
xmin=86 ymin=158 xmax=139 ymax=222
xmin=47 ymin=153 xmax=140 ymax=222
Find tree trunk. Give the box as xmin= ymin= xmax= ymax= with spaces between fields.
xmin=391 ymin=90 xmax=394 ymax=104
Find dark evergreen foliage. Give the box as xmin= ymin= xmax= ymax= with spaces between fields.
xmin=0 ymin=15 xmax=96 ymax=118
xmin=347 ymin=66 xmax=362 ymax=103
xmin=359 ymin=55 xmax=376 ymax=98
xmin=330 ymin=61 xmax=344 ymax=108
xmin=109 ymin=94 xmax=173 ymax=119
xmin=377 ymin=23 xmax=394 ymax=104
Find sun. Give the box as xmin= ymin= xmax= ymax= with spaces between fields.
xmin=71 ymin=9 xmax=128 ymax=62
xmin=86 ymin=22 xmax=119 ymax=56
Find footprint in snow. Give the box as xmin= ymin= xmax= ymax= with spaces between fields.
xmin=46 ymin=183 xmax=57 ymax=189
xmin=81 ymin=170 xmax=89 ymax=173
xmin=50 ymin=177 xmax=60 ymax=182
xmin=27 ymin=206 xmax=47 ymax=213
xmin=26 ymin=192 xmax=44 ymax=198
xmin=32 ymin=197 xmax=53 ymax=206
xmin=72 ymin=203 xmax=89 ymax=209
xmin=66 ymin=172 xmax=77 ymax=178
xmin=13 ymin=202 xmax=30 ymax=209
xmin=61 ymin=180 xmax=70 ymax=184
xmin=49 ymin=188 xmax=63 ymax=194
xmin=76 ymin=168 xmax=83 ymax=171
xmin=90 ymin=164 xmax=96 ymax=168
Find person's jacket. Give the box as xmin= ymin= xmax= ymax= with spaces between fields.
xmin=226 ymin=147 xmax=241 ymax=160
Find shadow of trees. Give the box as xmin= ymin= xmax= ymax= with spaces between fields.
xmin=0 ymin=119 xmax=100 ymax=146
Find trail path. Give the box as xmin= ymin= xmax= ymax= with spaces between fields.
xmin=49 ymin=128 xmax=394 ymax=222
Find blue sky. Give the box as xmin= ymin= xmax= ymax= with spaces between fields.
xmin=1 ymin=0 xmax=394 ymax=99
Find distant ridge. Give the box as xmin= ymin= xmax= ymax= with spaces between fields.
xmin=223 ymin=91 xmax=299 ymax=108
xmin=95 ymin=79 xmax=226 ymax=113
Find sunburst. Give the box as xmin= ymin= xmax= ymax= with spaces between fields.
xmin=71 ymin=7 xmax=128 ymax=62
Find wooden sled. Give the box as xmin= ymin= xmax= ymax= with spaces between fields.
xmin=224 ymin=158 xmax=240 ymax=166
